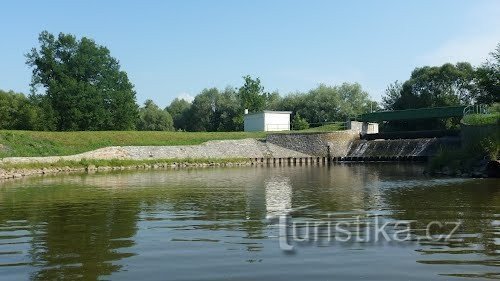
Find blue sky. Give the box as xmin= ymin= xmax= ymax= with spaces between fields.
xmin=1 ymin=0 xmax=499 ymax=107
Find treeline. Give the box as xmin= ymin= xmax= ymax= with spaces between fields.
xmin=0 ymin=78 xmax=374 ymax=132
xmin=0 ymin=31 xmax=498 ymax=132
xmin=381 ymin=45 xmax=499 ymax=130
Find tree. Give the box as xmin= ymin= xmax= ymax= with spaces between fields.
xmin=392 ymin=63 xmax=477 ymax=110
xmin=0 ymin=90 xmax=51 ymax=130
xmin=216 ymin=87 xmax=243 ymax=131
xmin=136 ymin=100 xmax=174 ymax=131
xmin=292 ymin=113 xmax=309 ymax=130
xmin=166 ymin=98 xmax=191 ymax=130
xmin=26 ymin=31 xmax=138 ymax=131
xmin=382 ymin=81 xmax=402 ymax=110
xmin=186 ymin=88 xmax=221 ymax=131
xmin=237 ymin=75 xmax=267 ymax=112
xmin=380 ymin=63 xmax=480 ymax=131
xmin=476 ymin=43 xmax=500 ymax=104
xmin=277 ymin=83 xmax=373 ymax=126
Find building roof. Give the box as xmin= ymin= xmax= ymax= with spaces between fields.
xmin=244 ymin=110 xmax=292 ymax=117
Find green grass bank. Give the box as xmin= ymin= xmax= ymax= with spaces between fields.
xmin=0 ymin=131 xmax=267 ymax=158
xmin=0 ymin=124 xmax=345 ymax=158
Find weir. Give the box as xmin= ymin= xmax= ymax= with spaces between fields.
xmin=266 ymin=120 xmax=463 ymax=163
xmin=343 ymin=137 xmax=460 ymax=161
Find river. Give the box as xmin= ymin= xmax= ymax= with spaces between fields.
xmin=0 ymin=164 xmax=498 ymax=280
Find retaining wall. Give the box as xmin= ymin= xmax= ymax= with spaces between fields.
xmin=266 ymin=130 xmax=360 ymax=157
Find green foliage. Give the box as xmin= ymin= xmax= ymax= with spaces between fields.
xmin=166 ymin=98 xmax=191 ymax=130
xmin=185 ymin=88 xmax=221 ymax=131
xmin=462 ymin=113 xmax=500 ymax=126
xmin=136 ymin=100 xmax=174 ymax=131
xmin=292 ymin=113 xmax=309 ymax=130
xmin=381 ymin=62 xmax=483 ymax=131
xmin=0 ymin=130 xmax=267 ymax=158
xmin=0 ymin=90 xmax=32 ymax=130
xmin=26 ymin=31 xmax=138 ymax=131
xmin=429 ymin=136 xmax=499 ymax=174
xmin=489 ymin=102 xmax=500 ymax=114
xmin=381 ymin=81 xmax=402 ymax=110
xmin=381 ymin=43 xmax=499 ymax=132
xmin=237 ymin=75 xmax=267 ymax=112
xmin=475 ymin=43 xmax=500 ymax=104
xmin=481 ymin=137 xmax=500 ymax=160
xmin=299 ymin=123 xmax=346 ymax=132
xmin=394 ymin=62 xmax=477 ymax=109
xmin=0 ymin=157 xmax=249 ymax=170
xmin=277 ymin=83 xmax=373 ymax=125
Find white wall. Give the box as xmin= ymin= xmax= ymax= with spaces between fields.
xmin=244 ymin=112 xmax=291 ymax=132
xmin=347 ymin=121 xmax=379 ymax=134
xmin=244 ymin=113 xmax=265 ymax=131
xmin=264 ymin=112 xmax=290 ymax=131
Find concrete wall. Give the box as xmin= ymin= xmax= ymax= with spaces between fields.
xmin=266 ymin=130 xmax=360 ymax=157
xmin=347 ymin=121 xmax=378 ymax=134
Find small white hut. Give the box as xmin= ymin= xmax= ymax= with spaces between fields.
xmin=243 ymin=110 xmax=292 ymax=132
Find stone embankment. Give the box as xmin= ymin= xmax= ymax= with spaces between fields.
xmin=0 ymin=161 xmax=257 ymax=180
xmin=0 ymin=138 xmax=313 ymax=180
xmin=0 ymin=139 xmax=311 ymax=165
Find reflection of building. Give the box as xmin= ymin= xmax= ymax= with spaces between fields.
xmin=244 ymin=110 xmax=291 ymax=132
xmin=265 ymin=176 xmax=292 ymax=218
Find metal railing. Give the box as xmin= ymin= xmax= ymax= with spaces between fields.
xmin=463 ymin=104 xmax=488 ymax=116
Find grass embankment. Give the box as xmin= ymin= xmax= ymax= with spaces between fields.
xmin=0 ymin=157 xmax=249 ymax=171
xmin=0 ymin=131 xmax=267 ymax=158
xmin=0 ymin=124 xmax=346 ymax=158
xmin=299 ymin=123 xmax=346 ymax=132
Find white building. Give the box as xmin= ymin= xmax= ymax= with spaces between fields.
xmin=244 ymin=110 xmax=292 ymax=132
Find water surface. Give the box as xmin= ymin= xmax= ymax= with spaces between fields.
xmin=0 ymin=164 xmax=498 ymax=280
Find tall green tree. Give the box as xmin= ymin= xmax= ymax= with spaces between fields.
xmin=26 ymin=31 xmax=138 ymax=131
xmin=216 ymin=87 xmax=244 ymax=131
xmin=393 ymin=63 xmax=477 ymax=110
xmin=166 ymin=98 xmax=191 ymax=130
xmin=186 ymin=88 xmax=221 ymax=131
xmin=136 ymin=100 xmax=174 ymax=131
xmin=476 ymin=43 xmax=500 ymax=104
xmin=381 ymin=63 xmax=480 ymax=130
xmin=381 ymin=81 xmax=403 ymax=110
xmin=237 ymin=75 xmax=267 ymax=112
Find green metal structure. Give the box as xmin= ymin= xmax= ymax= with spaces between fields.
xmin=359 ymin=106 xmax=468 ymax=122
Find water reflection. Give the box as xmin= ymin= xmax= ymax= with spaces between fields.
xmin=0 ymin=164 xmax=498 ymax=280
xmin=265 ymin=176 xmax=292 ymax=218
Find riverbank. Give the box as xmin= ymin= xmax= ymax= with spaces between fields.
xmin=0 ymin=137 xmax=315 ymax=180
xmin=0 ymin=158 xmax=257 ymax=180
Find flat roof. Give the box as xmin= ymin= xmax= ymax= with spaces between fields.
xmin=245 ymin=110 xmax=292 ymax=116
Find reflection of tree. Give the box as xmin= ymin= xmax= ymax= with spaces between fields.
xmin=3 ymin=163 xmax=493 ymax=279
xmin=0 ymin=185 xmax=140 ymax=280
xmin=383 ymin=180 xmax=500 ymax=256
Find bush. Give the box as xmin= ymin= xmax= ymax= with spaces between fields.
xmin=462 ymin=113 xmax=500 ymax=126
xmin=292 ymin=114 xmax=310 ymax=130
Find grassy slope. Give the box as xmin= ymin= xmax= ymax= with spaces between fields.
xmin=0 ymin=124 xmax=345 ymax=158
xmin=299 ymin=123 xmax=346 ymax=132
xmin=0 ymin=131 xmax=266 ymax=158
